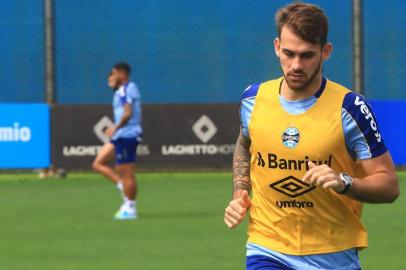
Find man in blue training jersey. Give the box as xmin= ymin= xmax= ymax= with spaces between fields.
xmin=93 ymin=62 xmax=142 ymax=220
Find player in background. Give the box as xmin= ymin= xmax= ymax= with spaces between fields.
xmin=93 ymin=72 xmax=123 ymax=201
xmin=224 ymin=3 xmax=399 ymax=270
xmin=93 ymin=62 xmax=142 ymax=220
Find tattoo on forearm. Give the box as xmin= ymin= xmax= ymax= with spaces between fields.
xmin=232 ymin=131 xmax=252 ymax=192
xmin=233 ymin=180 xmax=251 ymax=192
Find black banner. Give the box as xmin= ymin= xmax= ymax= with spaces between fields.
xmin=51 ymin=104 xmax=239 ymax=170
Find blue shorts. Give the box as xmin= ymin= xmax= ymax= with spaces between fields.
xmin=111 ymin=137 xmax=140 ymax=165
xmin=247 ymin=255 xmax=293 ymax=270
xmin=247 ymin=251 xmax=361 ymax=270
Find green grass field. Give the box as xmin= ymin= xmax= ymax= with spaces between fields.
xmin=0 ymin=172 xmax=404 ymax=270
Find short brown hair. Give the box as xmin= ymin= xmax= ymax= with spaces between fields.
xmin=113 ymin=62 xmax=131 ymax=75
xmin=275 ymin=2 xmax=329 ymax=46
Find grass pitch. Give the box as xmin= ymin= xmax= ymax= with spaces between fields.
xmin=0 ymin=172 xmax=404 ymax=270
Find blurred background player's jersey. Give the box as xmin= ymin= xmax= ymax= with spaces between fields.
xmin=112 ymin=82 xmax=142 ymax=140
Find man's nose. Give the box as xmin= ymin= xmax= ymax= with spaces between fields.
xmin=291 ymin=57 xmax=304 ymax=71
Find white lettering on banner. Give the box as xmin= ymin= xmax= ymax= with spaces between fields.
xmin=354 ymin=96 xmax=382 ymax=142
xmin=0 ymin=122 xmax=31 ymax=142
xmin=63 ymin=145 xmax=150 ymax=157
xmin=161 ymin=144 xmax=235 ymax=155
xmin=63 ymin=146 xmax=101 ymax=156
xmin=137 ymin=145 xmax=150 ymax=156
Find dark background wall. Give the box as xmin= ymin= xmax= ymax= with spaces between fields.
xmin=0 ymin=1 xmax=404 ymax=104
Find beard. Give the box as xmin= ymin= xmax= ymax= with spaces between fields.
xmin=282 ymin=59 xmax=322 ymax=91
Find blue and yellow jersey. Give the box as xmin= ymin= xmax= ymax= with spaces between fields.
xmin=240 ymin=77 xmax=387 ymax=256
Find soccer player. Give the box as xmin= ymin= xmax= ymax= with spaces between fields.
xmin=224 ymin=3 xmax=399 ymax=270
xmin=93 ymin=62 xmax=142 ymax=220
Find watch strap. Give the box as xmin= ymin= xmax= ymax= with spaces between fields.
xmin=338 ymin=173 xmax=352 ymax=194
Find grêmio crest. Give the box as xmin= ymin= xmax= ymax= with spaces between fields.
xmin=282 ymin=127 xmax=300 ymax=148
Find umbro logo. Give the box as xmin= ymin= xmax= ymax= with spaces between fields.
xmin=270 ymin=176 xmax=315 ymax=198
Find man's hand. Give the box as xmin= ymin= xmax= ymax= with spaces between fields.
xmin=224 ymin=190 xmax=251 ymax=229
xmin=302 ymin=161 xmax=345 ymax=193
xmin=105 ymin=127 xmax=116 ymax=138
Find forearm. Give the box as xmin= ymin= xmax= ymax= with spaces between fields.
xmin=304 ymin=152 xmax=399 ymax=204
xmin=232 ymin=130 xmax=252 ymax=198
xmin=347 ymin=172 xmax=399 ymax=203
xmin=115 ymin=114 xmax=131 ymax=130
xmin=115 ymin=104 xmax=132 ymax=131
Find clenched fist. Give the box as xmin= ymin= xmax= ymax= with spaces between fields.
xmin=302 ymin=161 xmax=345 ymax=193
xmin=224 ymin=190 xmax=251 ymax=229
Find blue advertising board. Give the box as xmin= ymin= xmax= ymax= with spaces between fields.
xmin=370 ymin=100 xmax=406 ymax=166
xmin=0 ymin=104 xmax=50 ymax=168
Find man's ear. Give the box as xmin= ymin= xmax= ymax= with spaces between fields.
xmin=274 ymin=37 xmax=281 ymax=57
xmin=322 ymin=42 xmax=333 ymax=60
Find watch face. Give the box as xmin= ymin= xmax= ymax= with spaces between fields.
xmin=341 ymin=173 xmax=353 ymax=184
xmin=339 ymin=173 xmax=353 ymax=194
xmin=342 ymin=174 xmax=351 ymax=181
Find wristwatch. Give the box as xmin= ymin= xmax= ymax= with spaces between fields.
xmin=338 ymin=173 xmax=353 ymax=194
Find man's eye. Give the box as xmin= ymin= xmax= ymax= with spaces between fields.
xmin=284 ymin=51 xmax=294 ymax=57
xmin=301 ymin=53 xmax=315 ymax=59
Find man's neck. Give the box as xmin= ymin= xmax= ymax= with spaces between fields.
xmin=120 ymin=79 xmax=129 ymax=87
xmin=280 ymin=75 xmax=323 ymax=101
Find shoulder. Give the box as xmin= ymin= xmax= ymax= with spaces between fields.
xmin=341 ymin=91 xmax=387 ymax=158
xmin=342 ymin=91 xmax=372 ymax=116
xmin=324 ymin=79 xmax=353 ymax=98
xmin=240 ymin=82 xmax=263 ymax=138
xmin=126 ymin=82 xmax=140 ymax=98
xmin=240 ymin=78 xmax=281 ymax=102
xmin=241 ymin=82 xmax=261 ymax=101
xmin=341 ymin=91 xmax=382 ymax=142
xmin=126 ymin=81 xmax=139 ymax=92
